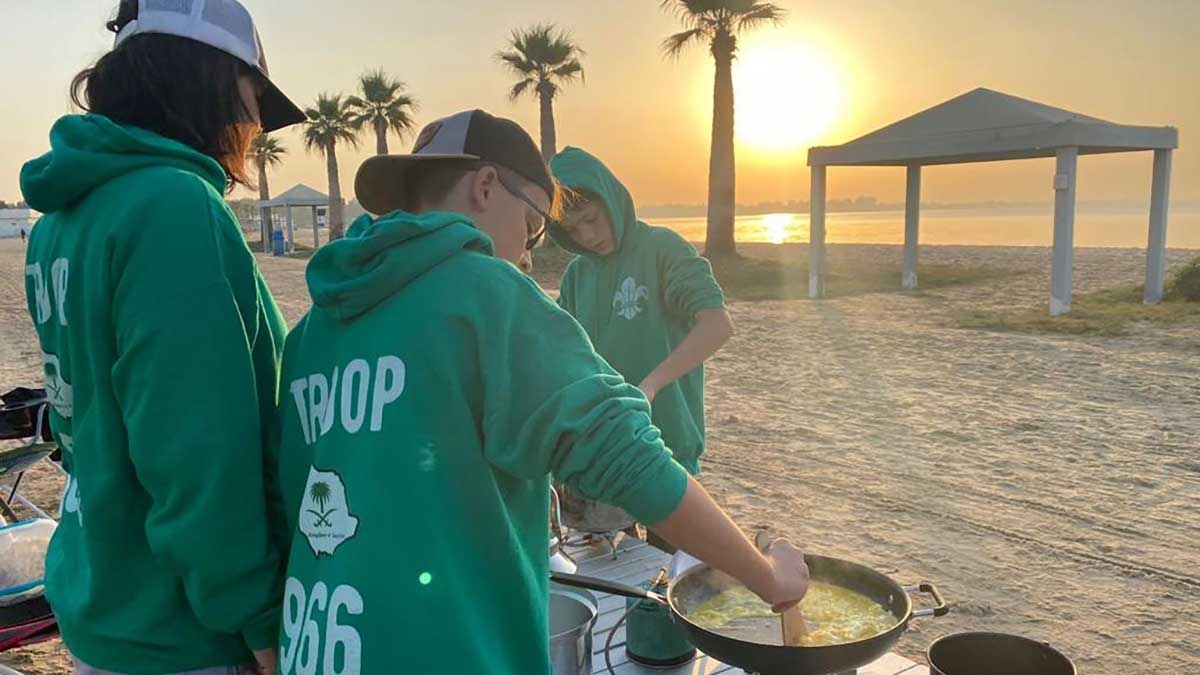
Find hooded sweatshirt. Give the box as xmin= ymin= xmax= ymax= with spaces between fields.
xmin=271 ymin=209 xmax=690 ymax=675
xmin=549 ymin=147 xmax=726 ymax=475
xmin=20 ymin=114 xmax=286 ymax=674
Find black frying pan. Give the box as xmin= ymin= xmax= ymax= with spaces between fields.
xmin=552 ymin=553 xmax=947 ymax=675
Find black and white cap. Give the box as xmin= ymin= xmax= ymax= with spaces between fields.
xmin=355 ymin=109 xmax=555 ymax=216
xmin=113 ymin=0 xmax=305 ymax=132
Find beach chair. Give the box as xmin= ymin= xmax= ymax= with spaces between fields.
xmin=0 ymin=388 xmax=60 ymax=657
xmin=0 ymin=388 xmax=59 ymax=524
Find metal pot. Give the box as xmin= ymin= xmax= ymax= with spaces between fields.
xmin=549 ymin=488 xmax=577 ymax=574
xmin=549 ymin=586 xmax=597 ymax=675
xmin=553 ymin=553 xmax=947 ymax=675
xmin=927 ymin=632 xmax=1076 ymax=675
xmin=554 ymin=483 xmax=634 ymax=533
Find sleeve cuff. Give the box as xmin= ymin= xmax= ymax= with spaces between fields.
xmin=242 ymin=605 xmax=281 ymax=652
xmin=617 ymin=456 xmax=690 ymax=526
xmin=686 ymin=295 xmax=728 ymax=316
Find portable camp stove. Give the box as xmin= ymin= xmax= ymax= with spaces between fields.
xmin=625 ymin=567 xmax=696 ymax=668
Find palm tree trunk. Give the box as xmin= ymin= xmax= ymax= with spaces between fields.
xmin=706 ymin=45 xmax=738 ymax=258
xmin=538 ymin=86 xmax=557 ymax=162
xmin=256 ymin=158 xmax=271 ymax=253
xmin=326 ymin=143 xmax=346 ymax=240
xmin=375 ymin=118 xmax=389 ymax=155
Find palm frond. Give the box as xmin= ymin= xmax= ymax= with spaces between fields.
xmin=736 ymin=2 xmax=785 ymax=30
xmin=551 ymin=60 xmax=584 ymax=81
xmin=660 ymin=0 xmax=708 ymax=29
xmin=662 ymin=27 xmax=708 ymax=58
xmin=508 ymin=78 xmax=536 ymax=101
xmin=496 ymin=50 xmax=538 ymax=76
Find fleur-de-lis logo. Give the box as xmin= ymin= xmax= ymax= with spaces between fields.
xmin=613 ymin=277 xmax=649 ymax=320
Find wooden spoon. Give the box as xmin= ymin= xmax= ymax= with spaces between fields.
xmin=755 ymin=530 xmax=809 ymax=646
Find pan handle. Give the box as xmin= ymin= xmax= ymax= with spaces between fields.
xmin=550 ymin=571 xmax=668 ymax=605
xmin=903 ymin=582 xmax=949 ymax=618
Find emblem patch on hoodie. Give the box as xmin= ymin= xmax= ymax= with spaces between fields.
xmin=299 ymin=466 xmax=359 ymax=558
xmin=613 ymin=277 xmax=649 ymax=320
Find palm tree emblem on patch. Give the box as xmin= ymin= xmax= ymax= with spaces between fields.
xmin=613 ymin=277 xmax=650 ymax=320
xmin=306 ymin=481 xmax=336 ymax=527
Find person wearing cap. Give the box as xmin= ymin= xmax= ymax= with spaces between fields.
xmin=19 ymin=1 xmax=304 ymax=673
xmin=548 ymin=147 xmax=732 ymax=484
xmin=269 ymin=110 xmax=809 ymax=675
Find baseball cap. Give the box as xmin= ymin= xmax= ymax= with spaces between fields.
xmin=112 ymin=0 xmax=305 ymax=133
xmin=355 ymin=109 xmax=555 ymax=215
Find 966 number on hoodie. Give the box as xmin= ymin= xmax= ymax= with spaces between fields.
xmin=281 ymin=577 xmax=364 ymax=675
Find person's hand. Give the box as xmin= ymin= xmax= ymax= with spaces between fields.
xmin=637 ymin=378 xmax=659 ymax=404
xmin=757 ymin=540 xmax=810 ymax=613
xmin=518 ymin=250 xmax=533 ymax=275
xmin=251 ymin=647 xmax=277 ymax=675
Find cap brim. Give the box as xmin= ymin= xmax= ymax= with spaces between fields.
xmin=258 ymin=78 xmax=306 ymax=133
xmin=355 ymin=153 xmax=479 ymax=215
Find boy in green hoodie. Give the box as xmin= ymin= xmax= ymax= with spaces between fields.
xmin=270 ymin=110 xmax=809 ymax=675
xmin=20 ymin=1 xmax=306 ymax=673
xmin=549 ymin=147 xmax=733 ymax=477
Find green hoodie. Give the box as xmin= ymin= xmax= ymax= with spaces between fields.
xmin=549 ymin=147 xmax=726 ymax=475
xmin=271 ymin=209 xmax=690 ymax=675
xmin=20 ymin=114 xmax=286 ymax=673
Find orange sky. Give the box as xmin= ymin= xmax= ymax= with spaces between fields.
xmin=3 ymin=0 xmax=1197 ymax=208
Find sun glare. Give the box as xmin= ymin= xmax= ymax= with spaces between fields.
xmin=734 ymin=39 xmax=844 ymax=153
xmin=762 ymin=213 xmax=793 ymax=244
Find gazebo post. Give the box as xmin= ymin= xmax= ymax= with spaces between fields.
xmin=1050 ymin=146 xmax=1079 ymax=316
xmin=285 ymin=205 xmax=295 ymax=254
xmin=311 ymin=205 xmax=320 ymax=249
xmin=809 ymin=165 xmax=827 ymax=299
xmin=903 ymin=165 xmax=922 ymax=290
xmin=1143 ymin=149 xmax=1173 ymax=304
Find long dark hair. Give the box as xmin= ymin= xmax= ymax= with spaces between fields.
xmin=69 ymin=0 xmax=259 ymax=191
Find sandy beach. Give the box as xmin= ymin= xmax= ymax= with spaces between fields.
xmin=2 ymin=238 xmax=1197 ymax=674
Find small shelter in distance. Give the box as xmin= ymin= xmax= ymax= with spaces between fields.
xmin=806 ymin=88 xmax=1179 ymax=315
xmin=260 ymin=183 xmax=329 ymax=252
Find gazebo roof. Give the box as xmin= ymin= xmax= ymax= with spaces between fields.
xmin=261 ymin=183 xmax=329 ymax=208
xmin=808 ymin=88 xmax=1178 ymax=167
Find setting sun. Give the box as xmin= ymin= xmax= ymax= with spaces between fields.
xmin=734 ymin=39 xmax=844 ymax=153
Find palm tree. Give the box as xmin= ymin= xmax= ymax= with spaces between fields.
xmin=303 ymin=94 xmax=359 ymax=240
xmin=309 ymin=481 xmax=332 ymax=511
xmin=249 ymin=133 xmax=286 ymax=252
xmin=496 ymin=24 xmax=585 ymax=161
xmin=661 ymin=0 xmax=785 ymax=258
xmin=347 ymin=69 xmax=418 ymax=155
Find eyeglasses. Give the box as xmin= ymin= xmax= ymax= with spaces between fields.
xmin=494 ymin=172 xmax=555 ymax=251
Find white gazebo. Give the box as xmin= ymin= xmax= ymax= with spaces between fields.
xmin=260 ymin=183 xmax=329 ymax=252
xmin=806 ymin=88 xmax=1179 ymax=315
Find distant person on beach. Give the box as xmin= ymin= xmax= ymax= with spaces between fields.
xmin=549 ymin=147 xmax=733 ymax=483
xmin=19 ymin=1 xmax=303 ymax=673
xmin=269 ymin=109 xmax=808 ymax=675
xmin=19 ymin=227 xmax=26 ymax=244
